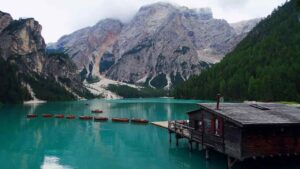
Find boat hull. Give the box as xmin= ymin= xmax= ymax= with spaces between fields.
xmin=94 ymin=117 xmax=108 ymax=121
xmin=131 ymin=119 xmax=149 ymax=124
xmin=79 ymin=116 xmax=93 ymax=120
xmin=112 ymin=118 xmax=129 ymax=123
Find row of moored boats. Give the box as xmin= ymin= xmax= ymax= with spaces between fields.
xmin=26 ymin=114 xmax=149 ymax=124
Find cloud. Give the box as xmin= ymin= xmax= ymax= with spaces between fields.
xmin=215 ymin=0 xmax=249 ymax=9
xmin=0 ymin=0 xmax=287 ymax=42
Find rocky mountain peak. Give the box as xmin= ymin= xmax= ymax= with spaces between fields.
xmin=184 ymin=8 xmax=213 ymax=20
xmin=139 ymin=2 xmax=213 ymax=20
xmin=0 ymin=11 xmax=13 ymax=33
xmin=0 ymin=11 xmax=93 ymax=102
xmin=50 ymin=18 xmax=123 ymax=80
xmin=95 ymin=18 xmax=123 ymax=27
xmin=50 ymin=2 xmax=260 ymax=89
xmin=230 ymin=18 xmax=261 ymax=35
xmin=0 ymin=17 xmax=45 ymax=72
xmin=139 ymin=2 xmax=178 ymax=11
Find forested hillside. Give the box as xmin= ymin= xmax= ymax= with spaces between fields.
xmin=174 ymin=0 xmax=300 ymax=102
xmin=0 ymin=58 xmax=32 ymax=103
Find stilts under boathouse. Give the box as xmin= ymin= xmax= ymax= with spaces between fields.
xmin=167 ymin=100 xmax=300 ymax=168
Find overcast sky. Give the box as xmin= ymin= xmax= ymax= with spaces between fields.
xmin=0 ymin=0 xmax=287 ymax=43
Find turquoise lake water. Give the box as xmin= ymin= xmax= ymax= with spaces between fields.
xmin=0 ymin=98 xmax=299 ymax=169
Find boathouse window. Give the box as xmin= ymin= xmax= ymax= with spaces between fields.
xmin=215 ymin=118 xmax=223 ymax=136
xmin=209 ymin=116 xmax=223 ymax=136
xmin=215 ymin=118 xmax=219 ymax=135
xmin=196 ymin=120 xmax=203 ymax=131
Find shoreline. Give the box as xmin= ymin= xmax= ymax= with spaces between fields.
xmin=23 ymin=100 xmax=47 ymax=105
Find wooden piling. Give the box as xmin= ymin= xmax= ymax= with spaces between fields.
xmin=205 ymin=149 xmax=209 ymax=160
xmin=189 ymin=140 xmax=193 ymax=152
xmin=227 ymin=156 xmax=237 ymax=169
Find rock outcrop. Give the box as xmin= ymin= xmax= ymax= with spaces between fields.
xmin=0 ymin=11 xmax=12 ymax=33
xmin=48 ymin=19 xmax=123 ymax=79
xmin=230 ymin=18 xmax=261 ymax=35
xmin=0 ymin=18 xmax=45 ymax=72
xmin=0 ymin=11 xmax=92 ymax=102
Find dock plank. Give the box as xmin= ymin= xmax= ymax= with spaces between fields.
xmin=151 ymin=121 xmax=168 ymax=129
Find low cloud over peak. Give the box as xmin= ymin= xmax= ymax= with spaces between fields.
xmin=1 ymin=0 xmax=286 ymax=42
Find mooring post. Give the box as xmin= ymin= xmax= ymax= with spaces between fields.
xmin=176 ymin=135 xmax=179 ymax=146
xmin=169 ymin=132 xmax=172 ymax=144
xmin=189 ymin=140 xmax=193 ymax=152
xmin=196 ymin=143 xmax=199 ymax=150
xmin=227 ymin=156 xmax=237 ymax=169
xmin=205 ymin=149 xmax=209 ymax=160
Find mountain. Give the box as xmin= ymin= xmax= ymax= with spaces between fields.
xmin=48 ymin=19 xmax=123 ymax=82
xmin=50 ymin=2 xmax=259 ymax=89
xmin=0 ymin=11 xmax=12 ymax=33
xmin=0 ymin=11 xmax=92 ymax=103
xmin=230 ymin=18 xmax=261 ymax=35
xmin=174 ymin=0 xmax=300 ymax=102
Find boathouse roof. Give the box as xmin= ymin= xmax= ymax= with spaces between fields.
xmin=196 ymin=103 xmax=300 ymax=127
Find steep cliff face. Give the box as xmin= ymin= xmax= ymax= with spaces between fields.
xmin=230 ymin=18 xmax=261 ymax=35
xmin=0 ymin=11 xmax=92 ymax=103
xmin=106 ymin=3 xmax=249 ymax=88
xmin=0 ymin=11 xmax=12 ymax=33
xmin=0 ymin=18 xmax=45 ymax=72
xmin=50 ymin=2 xmax=259 ymax=89
xmin=49 ymin=19 xmax=123 ymax=79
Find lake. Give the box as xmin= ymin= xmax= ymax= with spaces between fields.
xmin=0 ymin=98 xmax=298 ymax=169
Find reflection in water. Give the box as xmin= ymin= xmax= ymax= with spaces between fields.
xmin=0 ymin=98 xmax=299 ymax=169
xmin=6 ymin=99 xmax=298 ymax=169
xmin=41 ymin=156 xmax=72 ymax=169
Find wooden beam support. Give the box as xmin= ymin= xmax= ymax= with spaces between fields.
xmin=189 ymin=141 xmax=194 ymax=152
xmin=227 ymin=156 xmax=237 ymax=169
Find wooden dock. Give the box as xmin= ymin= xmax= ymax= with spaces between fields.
xmin=151 ymin=121 xmax=168 ymax=129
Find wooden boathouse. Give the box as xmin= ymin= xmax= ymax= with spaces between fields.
xmin=168 ymin=101 xmax=300 ymax=168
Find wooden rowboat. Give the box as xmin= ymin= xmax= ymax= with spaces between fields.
xmin=131 ymin=118 xmax=149 ymax=124
xmin=42 ymin=114 xmax=53 ymax=118
xmin=94 ymin=117 xmax=108 ymax=121
xmin=91 ymin=109 xmax=103 ymax=113
xmin=79 ymin=116 xmax=93 ymax=120
xmin=66 ymin=115 xmax=76 ymax=119
xmin=54 ymin=114 xmax=64 ymax=118
xmin=112 ymin=118 xmax=129 ymax=123
xmin=27 ymin=114 xmax=38 ymax=118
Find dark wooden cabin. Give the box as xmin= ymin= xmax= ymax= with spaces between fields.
xmin=168 ymin=103 xmax=300 ymax=168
